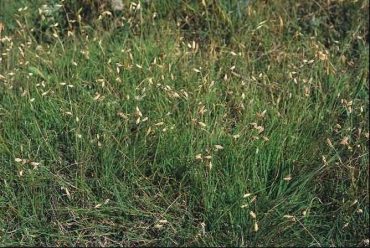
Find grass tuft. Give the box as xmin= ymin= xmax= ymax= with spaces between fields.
xmin=0 ymin=0 xmax=369 ymax=246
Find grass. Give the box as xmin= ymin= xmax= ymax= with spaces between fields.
xmin=0 ymin=0 xmax=369 ymax=246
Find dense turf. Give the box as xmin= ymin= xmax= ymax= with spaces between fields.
xmin=0 ymin=0 xmax=369 ymax=246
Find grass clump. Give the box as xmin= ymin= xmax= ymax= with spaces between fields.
xmin=0 ymin=0 xmax=369 ymax=246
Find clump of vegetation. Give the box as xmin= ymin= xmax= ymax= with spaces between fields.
xmin=0 ymin=0 xmax=368 ymax=246
xmin=31 ymin=0 xmax=252 ymax=43
xmin=32 ymin=0 xmax=117 ymax=42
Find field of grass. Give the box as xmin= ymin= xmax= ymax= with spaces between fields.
xmin=0 ymin=0 xmax=369 ymax=246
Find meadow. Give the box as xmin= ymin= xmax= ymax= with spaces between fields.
xmin=0 ymin=0 xmax=369 ymax=246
